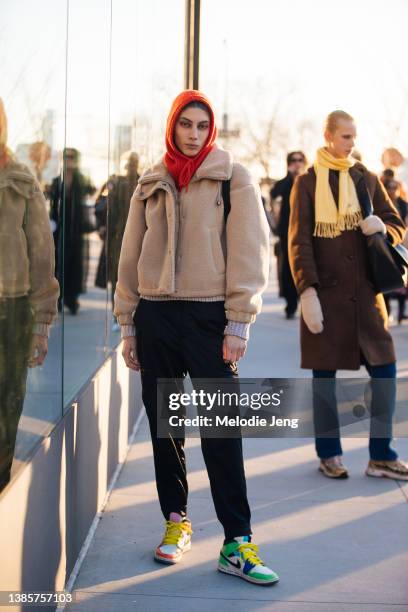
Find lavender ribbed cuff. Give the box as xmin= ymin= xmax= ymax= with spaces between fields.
xmin=224 ymin=320 xmax=250 ymax=340
xmin=33 ymin=323 xmax=50 ymax=338
xmin=121 ymin=324 xmax=136 ymax=339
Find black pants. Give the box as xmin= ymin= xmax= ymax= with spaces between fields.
xmin=278 ymin=240 xmax=298 ymax=316
xmin=134 ymin=299 xmax=251 ymax=539
xmin=384 ymin=293 xmax=406 ymax=323
xmin=0 ymin=297 xmax=32 ymax=491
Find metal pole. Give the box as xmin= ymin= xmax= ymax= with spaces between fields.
xmin=184 ymin=0 xmax=201 ymax=90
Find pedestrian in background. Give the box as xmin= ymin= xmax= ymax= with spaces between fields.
xmin=382 ymin=177 xmax=408 ymax=323
xmin=95 ymin=151 xmax=140 ymax=331
xmin=49 ymin=148 xmax=95 ymax=315
xmin=289 ymin=110 xmax=408 ymax=481
xmin=270 ymin=151 xmax=306 ymax=319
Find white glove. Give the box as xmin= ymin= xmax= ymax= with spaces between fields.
xmin=359 ymin=215 xmax=386 ymax=236
xmin=300 ymin=287 xmax=324 ymax=334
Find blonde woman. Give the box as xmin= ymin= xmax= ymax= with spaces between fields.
xmin=289 ymin=110 xmax=408 ymax=481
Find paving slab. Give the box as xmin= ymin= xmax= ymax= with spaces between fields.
xmin=69 ymin=420 xmax=408 ymax=608
xmin=66 ymin=265 xmax=408 ymax=611
xmin=68 ymin=590 xmax=408 ymax=612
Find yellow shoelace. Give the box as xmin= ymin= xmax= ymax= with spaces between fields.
xmin=237 ymin=542 xmax=264 ymax=566
xmin=162 ymin=520 xmax=192 ymax=546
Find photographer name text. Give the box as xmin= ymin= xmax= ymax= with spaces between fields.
xmin=168 ymin=415 xmax=299 ymax=429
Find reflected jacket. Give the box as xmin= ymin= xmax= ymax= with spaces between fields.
xmin=0 ymin=160 xmax=59 ymax=323
xmin=114 ymin=145 xmax=270 ymax=325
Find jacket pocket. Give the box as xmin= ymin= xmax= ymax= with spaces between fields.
xmin=210 ymin=228 xmax=225 ymax=275
xmin=0 ymin=230 xmax=30 ymax=294
xmin=137 ymin=228 xmax=165 ymax=291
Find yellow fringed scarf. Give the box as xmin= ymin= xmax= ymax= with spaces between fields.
xmin=313 ymin=147 xmax=361 ymax=238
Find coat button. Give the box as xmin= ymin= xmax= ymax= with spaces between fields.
xmin=347 ymin=254 xmax=354 ymax=260
xmin=216 ymin=200 xmax=222 ymax=206
xmin=350 ymin=296 xmax=357 ymax=302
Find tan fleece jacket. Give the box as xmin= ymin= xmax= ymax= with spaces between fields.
xmin=114 ymin=145 xmax=270 ymax=325
xmin=0 ymin=160 xmax=59 ymax=324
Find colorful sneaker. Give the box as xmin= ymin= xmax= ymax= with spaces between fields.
xmin=154 ymin=513 xmax=192 ymax=564
xmin=318 ymin=456 xmax=348 ymax=479
xmin=366 ymin=459 xmax=408 ymax=481
xmin=218 ymin=536 xmax=279 ymax=585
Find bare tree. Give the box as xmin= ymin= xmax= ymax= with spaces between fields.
xmin=229 ymin=83 xmax=300 ymax=180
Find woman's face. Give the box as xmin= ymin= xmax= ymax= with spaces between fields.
xmin=386 ymin=180 xmax=400 ymax=202
xmin=325 ymin=119 xmax=357 ymax=159
xmin=174 ymin=106 xmax=210 ymax=157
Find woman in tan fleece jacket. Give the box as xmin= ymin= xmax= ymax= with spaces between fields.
xmin=0 ymin=98 xmax=59 ymax=491
xmin=114 ymin=90 xmax=279 ymax=585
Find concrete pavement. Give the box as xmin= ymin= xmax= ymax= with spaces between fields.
xmin=65 ymin=263 xmax=408 ymax=612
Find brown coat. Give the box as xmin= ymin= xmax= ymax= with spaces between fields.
xmin=288 ymin=162 xmax=406 ymax=370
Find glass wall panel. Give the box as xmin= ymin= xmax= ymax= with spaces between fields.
xmin=0 ymin=0 xmax=66 ymax=491
xmin=105 ymin=0 xmax=185 ymax=347
xmin=61 ymin=0 xmax=112 ymax=405
xmin=0 ymin=0 xmax=187 ymax=493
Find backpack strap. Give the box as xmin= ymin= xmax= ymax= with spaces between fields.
xmin=222 ymin=179 xmax=231 ymax=223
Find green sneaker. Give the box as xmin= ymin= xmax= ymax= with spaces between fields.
xmin=218 ymin=536 xmax=279 ymax=585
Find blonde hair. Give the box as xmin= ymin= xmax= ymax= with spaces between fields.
xmin=325 ymin=110 xmax=355 ymax=135
xmin=0 ymin=98 xmax=8 ymax=149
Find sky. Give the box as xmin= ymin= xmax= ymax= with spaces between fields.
xmin=2 ymin=0 xmax=408 ymax=182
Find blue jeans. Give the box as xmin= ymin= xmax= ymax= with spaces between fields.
xmin=312 ymin=362 xmax=398 ymax=461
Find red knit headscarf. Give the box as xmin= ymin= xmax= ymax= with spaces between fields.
xmin=164 ymin=90 xmax=217 ymax=191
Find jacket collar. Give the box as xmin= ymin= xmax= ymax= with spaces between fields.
xmin=349 ymin=162 xmax=365 ymax=183
xmin=139 ymin=144 xmax=233 ymax=186
xmin=0 ymin=160 xmax=35 ymax=182
xmin=0 ymin=161 xmax=37 ymax=199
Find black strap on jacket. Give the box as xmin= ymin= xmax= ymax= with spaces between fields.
xmin=222 ymin=179 xmax=231 ymax=223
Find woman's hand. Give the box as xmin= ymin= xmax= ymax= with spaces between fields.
xmin=359 ymin=215 xmax=386 ymax=236
xmin=223 ymin=335 xmax=247 ymax=363
xmin=122 ymin=336 xmax=140 ymax=371
xmin=300 ymin=287 xmax=324 ymax=334
xmin=28 ymin=334 xmax=48 ymax=368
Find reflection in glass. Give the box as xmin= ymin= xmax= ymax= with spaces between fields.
xmin=2 ymin=0 xmax=187 ymax=442
xmin=95 ymin=151 xmax=140 ymax=330
xmin=0 ymin=99 xmax=59 ymax=492
xmin=49 ymin=148 xmax=95 ymax=315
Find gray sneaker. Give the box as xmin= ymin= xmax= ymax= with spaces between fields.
xmin=366 ymin=459 xmax=408 ymax=481
xmin=319 ymin=456 xmax=349 ymax=479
